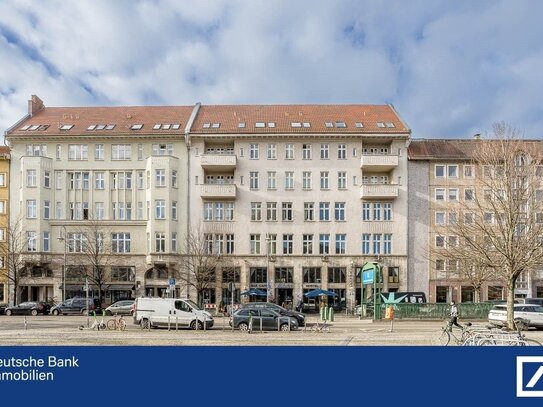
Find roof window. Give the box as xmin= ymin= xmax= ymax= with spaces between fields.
xmin=20 ymin=125 xmax=31 ymax=131
xmin=267 ymin=122 xmax=276 ymax=128
xmin=203 ymin=123 xmax=211 ymax=128
xmin=87 ymin=125 xmax=96 ymax=131
xmin=96 ymin=124 xmax=106 ymax=130
xmin=376 ymin=122 xmax=386 ymax=128
xmin=335 ymin=121 xmax=347 ymax=128
xmin=172 ymin=124 xmax=181 ymax=130
xmin=255 ymin=122 xmax=265 ymax=128
xmin=106 ymin=124 xmax=116 ymax=130
xmin=291 ymin=122 xmax=302 ymax=128
xmin=131 ymin=124 xmax=143 ymax=130
xmin=385 ymin=122 xmax=395 ymax=128
xmin=153 ymin=124 xmax=161 ymax=130
xmin=238 ymin=122 xmax=246 ymax=128
xmin=355 ymin=122 xmax=364 ymax=128
xmin=60 ymin=124 xmax=74 ymax=130
xmin=29 ymin=125 xmax=40 ymax=131
xmin=211 ymin=123 xmax=220 ymax=129
xmin=303 ymin=122 xmax=311 ymax=128
xmin=163 ymin=124 xmax=171 ymax=130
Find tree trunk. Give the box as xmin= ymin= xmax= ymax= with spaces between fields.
xmin=506 ymin=278 xmax=516 ymax=330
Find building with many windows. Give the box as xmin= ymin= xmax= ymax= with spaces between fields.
xmin=5 ymin=97 xmax=412 ymax=308
xmin=0 ymin=146 xmax=10 ymax=304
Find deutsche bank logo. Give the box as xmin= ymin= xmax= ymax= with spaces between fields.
xmin=517 ymin=356 xmax=543 ymax=397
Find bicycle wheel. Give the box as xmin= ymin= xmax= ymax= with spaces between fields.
xmin=522 ymin=338 xmax=542 ymax=346
xmin=118 ymin=319 xmax=126 ymax=331
xmin=107 ymin=319 xmax=117 ymax=330
xmin=434 ymin=329 xmax=451 ymax=346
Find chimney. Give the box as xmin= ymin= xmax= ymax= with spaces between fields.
xmin=28 ymin=95 xmax=45 ymax=117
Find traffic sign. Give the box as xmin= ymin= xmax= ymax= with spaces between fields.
xmin=169 ymin=278 xmax=176 ymax=286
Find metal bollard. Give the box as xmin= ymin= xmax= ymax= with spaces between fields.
xmin=24 ymin=316 xmax=27 ymax=330
xmin=168 ymin=315 xmax=171 ymax=331
xmin=260 ymin=318 xmax=262 ymax=332
xmin=176 ymin=316 xmax=178 ymax=331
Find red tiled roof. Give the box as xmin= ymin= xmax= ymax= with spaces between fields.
xmin=191 ymin=104 xmax=409 ymax=134
xmin=7 ymin=106 xmax=194 ymax=137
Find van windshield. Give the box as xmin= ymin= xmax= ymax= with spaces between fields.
xmin=184 ymin=300 xmax=201 ymax=311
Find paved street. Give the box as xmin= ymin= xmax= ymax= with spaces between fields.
xmin=1 ymin=314 xmax=543 ymax=346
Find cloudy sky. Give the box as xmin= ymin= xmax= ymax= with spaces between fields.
xmin=1 ymin=0 xmax=542 ymax=139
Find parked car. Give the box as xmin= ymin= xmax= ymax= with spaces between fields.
xmin=105 ymin=299 xmax=135 ymax=316
xmin=521 ymin=298 xmax=543 ymax=307
xmin=133 ymin=297 xmax=214 ymax=330
xmin=4 ymin=301 xmax=49 ymax=316
xmin=488 ymin=304 xmax=543 ymax=329
xmin=0 ymin=303 xmax=7 ymax=315
xmin=240 ymin=302 xmax=305 ymax=326
xmin=230 ymin=307 xmax=298 ymax=331
xmin=50 ymin=297 xmax=100 ymax=316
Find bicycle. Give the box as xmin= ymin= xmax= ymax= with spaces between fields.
xmin=435 ymin=321 xmax=473 ymax=345
xmin=475 ymin=327 xmax=542 ymax=346
xmin=107 ymin=314 xmax=126 ymax=331
xmin=78 ymin=311 xmax=106 ymax=331
xmin=310 ymin=320 xmax=330 ymax=333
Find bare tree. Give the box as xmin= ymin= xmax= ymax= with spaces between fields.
xmin=177 ymin=226 xmax=226 ymax=306
xmin=435 ymin=123 xmax=543 ymax=329
xmin=72 ymin=219 xmax=117 ymax=307
xmin=0 ymin=217 xmax=28 ymax=305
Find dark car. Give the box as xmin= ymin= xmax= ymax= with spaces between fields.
xmin=50 ymin=297 xmax=100 ymax=315
xmin=105 ymin=299 xmax=135 ymax=316
xmin=5 ymin=301 xmax=49 ymax=316
xmin=230 ymin=307 xmax=298 ymax=331
xmin=240 ymin=302 xmax=305 ymax=326
xmin=0 ymin=303 xmax=7 ymax=315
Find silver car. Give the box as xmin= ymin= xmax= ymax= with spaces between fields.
xmin=105 ymin=300 xmax=135 ymax=316
xmin=488 ymin=304 xmax=543 ymax=329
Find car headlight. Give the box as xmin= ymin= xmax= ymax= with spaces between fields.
xmin=298 ymin=314 xmax=305 ymax=319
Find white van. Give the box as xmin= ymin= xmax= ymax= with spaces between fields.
xmin=133 ymin=297 xmax=214 ymax=330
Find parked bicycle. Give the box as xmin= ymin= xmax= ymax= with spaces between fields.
xmin=435 ymin=321 xmax=474 ymax=345
xmin=78 ymin=311 xmax=106 ymax=331
xmin=107 ymin=314 xmax=126 ymax=331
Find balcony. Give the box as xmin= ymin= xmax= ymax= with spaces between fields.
xmin=146 ymin=253 xmax=179 ymax=266
xmin=360 ymin=154 xmax=398 ymax=171
xmin=360 ymin=184 xmax=399 ymax=199
xmin=200 ymin=184 xmax=237 ymax=199
xmin=201 ymin=154 xmax=237 ymax=170
xmin=21 ymin=253 xmax=53 ymax=265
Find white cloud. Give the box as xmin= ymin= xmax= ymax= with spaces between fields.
xmin=1 ymin=0 xmax=543 ymax=139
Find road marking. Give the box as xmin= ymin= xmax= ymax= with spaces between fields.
xmin=359 ymin=328 xmax=387 ymax=332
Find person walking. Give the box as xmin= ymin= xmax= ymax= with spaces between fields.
xmin=448 ymin=300 xmax=462 ymax=331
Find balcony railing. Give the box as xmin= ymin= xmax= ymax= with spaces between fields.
xmin=200 ymin=184 xmax=237 ymax=199
xmin=360 ymin=184 xmax=399 ymax=199
xmin=360 ymin=154 xmax=398 ymax=171
xmin=201 ymin=154 xmax=237 ymax=170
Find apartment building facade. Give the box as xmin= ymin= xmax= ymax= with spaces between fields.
xmin=5 ymin=96 xmax=193 ymax=305
xmin=5 ymin=97 xmax=412 ymax=308
xmin=408 ymin=139 xmax=543 ymax=303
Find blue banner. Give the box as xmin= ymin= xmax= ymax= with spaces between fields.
xmin=0 ymin=346 xmax=542 ymax=406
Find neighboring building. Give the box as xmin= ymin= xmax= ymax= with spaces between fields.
xmin=4 ymin=97 xmax=412 ymax=308
xmin=5 ymin=95 xmax=194 ymax=305
xmin=187 ymin=104 xmax=411 ymax=309
xmin=0 ymin=146 xmax=10 ymax=304
xmin=408 ymin=139 xmax=543 ymax=303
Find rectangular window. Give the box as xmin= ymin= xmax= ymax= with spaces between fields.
xmin=436 ymin=235 xmax=445 ymax=247
xmin=283 ymin=234 xmax=293 ymax=254
xmin=337 ymin=171 xmax=347 ymax=189
xmin=282 ymin=202 xmax=293 ymax=221
xmin=373 ymin=234 xmax=382 ymax=254
xmin=464 ymin=165 xmax=474 ymax=178
xmin=337 ymin=144 xmax=347 ymax=160
xmin=27 ymin=231 xmax=37 ymax=252
xmin=384 ymin=234 xmax=392 ymax=254
xmin=27 ymin=170 xmax=37 ymax=187
xmin=55 ymin=171 xmax=62 ymax=190
xmin=44 ymin=171 xmax=51 ymax=188
xmin=303 ymin=267 xmax=321 ymax=283
xmin=267 ymin=234 xmax=277 ymax=255
xmin=226 ymin=234 xmax=235 ymax=254
xmin=335 ymin=234 xmax=346 ymax=254
xmin=155 ymin=232 xmax=166 ymax=253
xmin=302 ymin=144 xmax=312 ymax=160
xmin=155 ymin=200 xmax=166 ymax=219
xmin=215 ymin=202 xmax=224 ymax=221
xmin=43 ymin=200 xmax=50 ymax=219
xmin=285 ymin=144 xmax=294 ymax=159
xmin=319 ymin=234 xmax=330 ymax=254
xmin=448 ymin=165 xmax=458 ymax=178
xmin=303 ymin=234 xmax=314 ymax=254
xmin=95 ymin=202 xmax=104 ymax=220
xmin=304 ymin=202 xmax=314 ymax=221
xmin=267 ymin=171 xmax=277 ymax=189
xmin=249 ymin=144 xmax=259 ymax=159
xmin=55 ymin=202 xmax=62 ymax=220
xmin=112 ymin=233 xmax=131 ymax=253
xmin=172 ymin=201 xmax=178 ymax=220
xmin=319 ymin=202 xmax=330 ymax=221
xmin=250 ymin=234 xmax=261 ymax=254
xmin=266 ymin=202 xmax=277 ymax=221
xmin=250 ymin=172 xmax=259 ymax=189
xmin=112 ymin=144 xmax=131 ymax=160
xmin=267 ymin=144 xmax=276 ymax=159
xmin=137 ymin=202 xmax=144 ymax=220
xmin=448 ymin=188 xmax=459 ymax=201
xmin=302 ymin=172 xmax=312 ymax=189
xmin=383 ymin=203 xmax=392 ymax=221
xmin=362 ymin=203 xmax=371 ymax=221
xmin=335 ymin=202 xmax=345 ymax=221
xmin=68 ymin=144 xmax=89 ymax=160
xmin=204 ymin=202 xmax=213 ymax=221
xmin=155 ymin=169 xmax=166 ymax=187
xmin=95 ymin=144 xmax=104 ymax=160
xmin=435 ymin=188 xmax=445 ymax=201
xmin=26 ymin=200 xmax=37 ymax=218
xmin=464 ymin=189 xmax=474 ymax=201
xmin=320 ymin=171 xmax=329 ymax=189
xmin=435 ymin=212 xmax=445 ymax=225
xmin=251 ymin=202 xmax=262 ymax=221
xmin=328 ymin=267 xmax=346 ymax=283
xmin=95 ymin=172 xmax=105 ymax=189
xmin=320 ymin=144 xmax=329 ymax=159
xmin=43 ymin=231 xmax=50 ymax=252
xmin=171 ymin=170 xmax=178 ymax=188
xmin=373 ymin=203 xmax=382 ymax=221
xmin=0 ymin=173 xmax=5 ymax=187
xmin=435 ymin=165 xmax=445 ymax=178
xmin=285 ymin=172 xmax=294 ymax=189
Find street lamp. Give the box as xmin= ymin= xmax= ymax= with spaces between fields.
xmin=57 ymin=226 xmax=67 ymax=302
xmin=265 ymin=234 xmax=272 ymax=303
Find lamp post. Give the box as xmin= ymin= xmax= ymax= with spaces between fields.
xmin=57 ymin=226 xmax=67 ymax=302
xmin=265 ymin=234 xmax=272 ymax=303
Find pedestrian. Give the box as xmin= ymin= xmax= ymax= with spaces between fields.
xmin=448 ymin=301 xmax=462 ymax=331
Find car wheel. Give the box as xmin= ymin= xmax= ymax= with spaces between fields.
xmin=5 ymin=309 xmax=12 ymax=316
xmin=280 ymin=323 xmax=290 ymax=332
xmin=52 ymin=309 xmax=60 ymax=316
xmin=238 ymin=322 xmax=249 ymax=331
xmin=31 ymin=309 xmax=38 ymax=316
xmin=190 ymin=320 xmax=204 ymax=330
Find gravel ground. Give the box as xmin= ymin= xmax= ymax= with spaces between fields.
xmin=1 ymin=315 xmax=542 ymax=346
